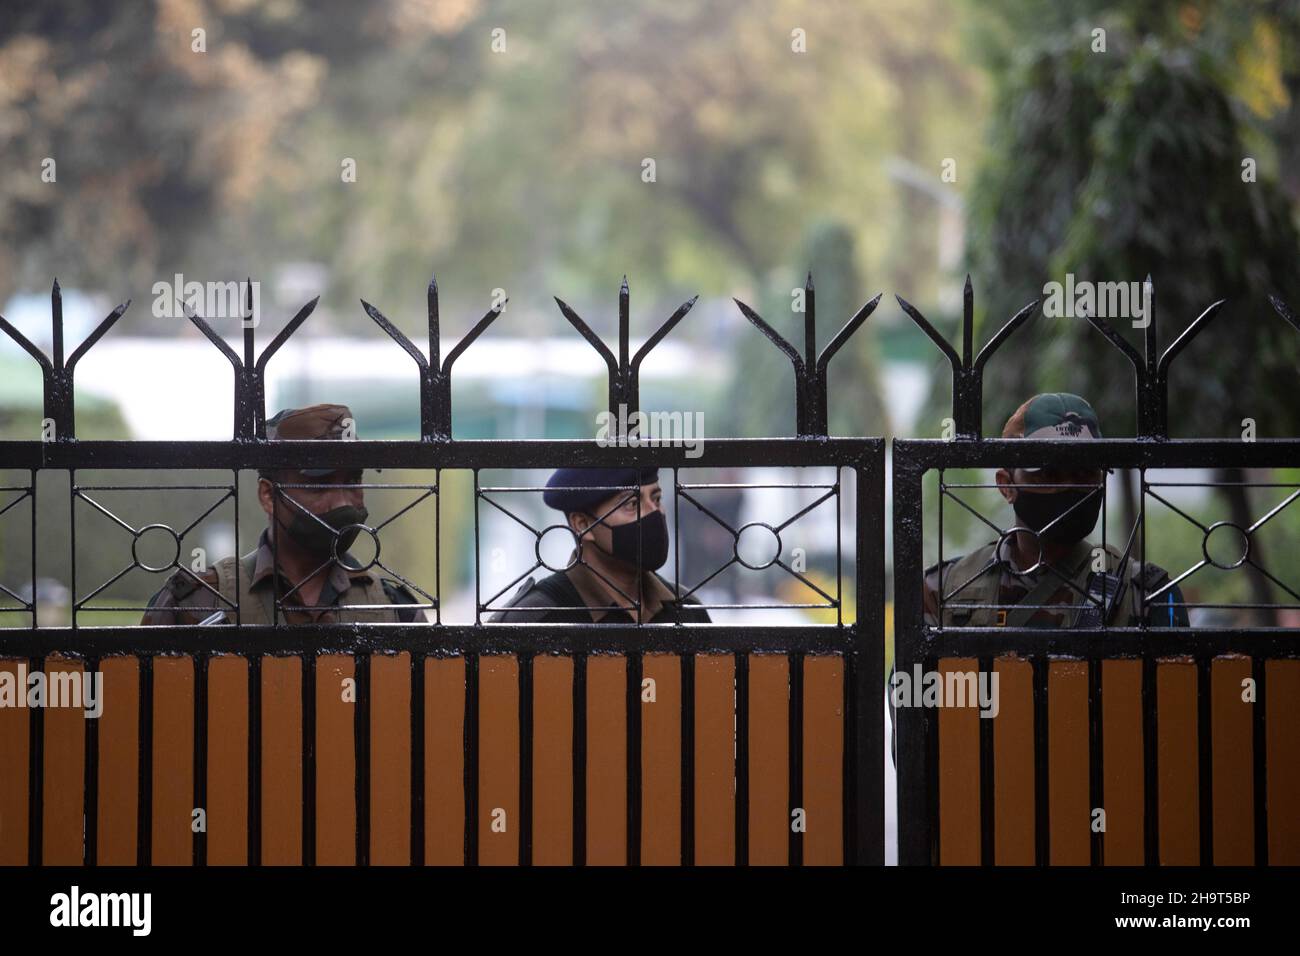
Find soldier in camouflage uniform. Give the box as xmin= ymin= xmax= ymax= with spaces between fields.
xmin=141 ymin=404 xmax=422 ymax=625
xmin=922 ymin=394 xmax=1188 ymax=630
xmin=891 ymin=393 xmax=1188 ymax=765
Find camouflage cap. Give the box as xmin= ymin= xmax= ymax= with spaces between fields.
xmin=265 ymin=403 xmax=355 ymax=478
xmin=1002 ymin=393 xmax=1102 ymax=472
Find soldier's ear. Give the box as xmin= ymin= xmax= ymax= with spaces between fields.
xmin=569 ymin=510 xmax=594 ymax=536
xmin=256 ymin=475 xmax=277 ymax=515
xmin=995 ymin=468 xmax=1017 ymax=504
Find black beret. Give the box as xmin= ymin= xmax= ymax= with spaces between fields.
xmin=543 ymin=467 xmax=660 ymax=514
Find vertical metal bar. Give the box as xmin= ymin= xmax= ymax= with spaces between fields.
xmin=234 ymin=469 xmax=241 ymax=626
xmin=520 ymin=651 xmax=534 ymax=866
xmin=629 ymin=466 xmax=644 ymax=867
xmin=672 ymin=466 xmax=691 ymax=866
xmin=1088 ymin=656 xmax=1103 ymax=867
xmin=836 ymin=467 xmax=843 ymax=628
xmin=464 ymin=651 xmax=479 ymax=866
xmin=979 ymin=654 xmax=995 ymax=866
xmin=734 ymin=650 xmax=749 ymax=867
xmin=571 ymin=648 xmax=587 ymax=866
xmin=1032 ymin=656 xmax=1049 ymax=867
xmin=411 ymin=650 xmax=425 ymax=866
xmin=69 ymin=468 xmax=76 ymax=630
xmin=302 ymin=652 xmax=316 ymax=866
xmin=84 ymin=655 xmax=99 ymax=866
xmin=473 ymin=469 xmax=481 ymax=625
xmin=194 ymin=652 xmax=208 ymax=867
xmin=27 ymin=468 xmax=42 ymax=866
xmin=1196 ymin=655 xmax=1213 ymax=866
xmin=1142 ymin=656 xmax=1158 ymax=865
xmin=854 ymin=453 xmax=884 ymax=865
xmin=1252 ymin=656 xmax=1268 ymax=866
xmin=893 ymin=456 xmax=931 ymax=864
xmin=271 ymin=483 xmax=281 ymax=626
xmin=627 ymin=649 xmax=643 ymax=866
xmin=937 ymin=470 xmax=945 ymax=624
xmin=29 ymin=470 xmax=37 ymax=628
xmin=434 ymin=469 xmax=441 ymax=626
xmin=137 ymin=654 xmax=154 ymax=866
xmin=354 ymin=651 xmax=371 ymax=866
xmin=1139 ymin=470 xmax=1148 ymax=622
xmin=680 ymin=651 xmax=694 ymax=866
xmin=788 ymin=650 xmax=804 ymax=866
xmin=248 ymin=654 xmax=261 ymax=866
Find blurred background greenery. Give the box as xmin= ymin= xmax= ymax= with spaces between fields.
xmin=2 ymin=0 xmax=1299 ymax=629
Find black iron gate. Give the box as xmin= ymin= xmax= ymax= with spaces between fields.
xmin=892 ymin=282 xmax=1300 ymax=865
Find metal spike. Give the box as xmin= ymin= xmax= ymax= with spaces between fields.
xmin=1143 ymin=275 xmax=1156 ymax=371
xmin=51 ymin=277 xmax=64 ymax=369
xmin=428 ymin=272 xmax=440 ymax=373
xmin=242 ymin=277 xmax=255 ymax=367
xmin=804 ymin=271 xmax=816 ymax=370
xmin=619 ymin=277 xmax=630 ymax=373
xmin=962 ymin=275 xmax=974 ymax=369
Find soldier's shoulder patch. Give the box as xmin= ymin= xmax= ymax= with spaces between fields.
xmin=380 ymin=577 xmax=419 ymax=605
xmin=164 ymin=567 xmax=216 ymax=601
xmin=1134 ymin=561 xmax=1172 ymax=589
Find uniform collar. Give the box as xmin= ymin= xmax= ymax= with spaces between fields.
xmin=565 ymin=557 xmax=678 ymax=623
xmin=249 ymin=528 xmax=375 ymax=596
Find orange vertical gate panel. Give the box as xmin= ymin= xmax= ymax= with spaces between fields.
xmin=1156 ymin=660 xmax=1198 ymax=865
xmin=477 ymin=655 xmax=519 ymax=865
xmin=1047 ymin=661 xmax=1089 ymax=865
xmin=260 ymin=656 xmax=302 ymax=865
xmin=803 ymin=655 xmax=843 ymax=865
xmin=937 ymin=657 xmax=979 ymax=865
xmin=151 ymin=656 xmax=194 ymax=864
xmin=747 ymin=654 xmax=788 ymax=866
xmin=96 ymin=657 xmax=139 ymax=864
xmin=370 ymin=653 xmax=411 ymax=865
xmin=1101 ymin=659 xmax=1143 ymax=865
xmin=424 ymin=656 xmax=465 ymax=865
xmin=993 ymin=657 xmax=1033 ymax=865
xmin=206 ymin=655 xmax=247 ymax=865
xmin=0 ymin=660 xmax=29 ymax=865
xmin=1211 ymin=657 xmax=1253 ymax=864
xmin=585 ymin=655 xmax=626 ymax=864
xmin=641 ymin=653 xmax=681 ymax=866
xmin=531 ymin=655 xmax=572 ymax=865
xmin=1267 ymin=660 xmax=1300 ymax=863
xmin=315 ymin=655 xmax=355 ymax=865
xmin=694 ymin=654 xmax=734 ymax=865
xmin=41 ymin=656 xmax=84 ymax=865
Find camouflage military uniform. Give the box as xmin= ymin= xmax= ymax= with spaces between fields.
xmin=141 ymin=529 xmax=423 ymax=625
xmin=922 ymin=537 xmax=1190 ymax=628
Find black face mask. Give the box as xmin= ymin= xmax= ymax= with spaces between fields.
xmin=280 ymin=504 xmax=369 ymax=557
xmin=1011 ymin=486 xmax=1101 ymax=545
xmin=586 ymin=509 xmax=670 ymax=571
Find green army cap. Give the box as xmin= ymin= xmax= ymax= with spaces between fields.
xmin=1002 ymin=393 xmax=1102 ymax=473
xmin=265 ymin=403 xmax=355 ymax=477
